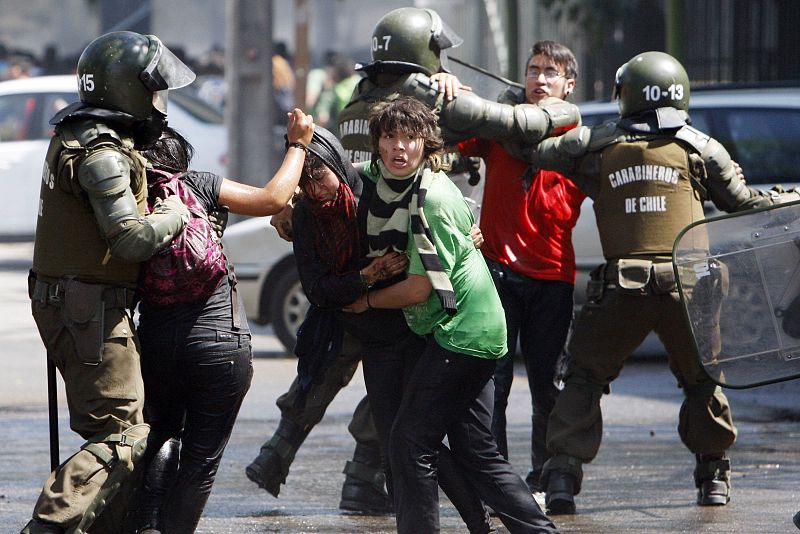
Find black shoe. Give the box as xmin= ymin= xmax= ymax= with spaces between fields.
xmin=696 ymin=478 xmax=730 ymax=506
xmin=245 ymin=449 xmax=284 ymax=498
xmin=246 ymin=418 xmax=309 ymax=498
xmin=338 ymin=442 xmax=393 ymax=515
xmin=793 ymin=510 xmax=800 ymax=530
xmin=339 ymin=476 xmax=394 ymax=515
xmin=545 ymin=471 xmax=577 ymax=515
xmin=694 ymin=455 xmax=731 ymax=506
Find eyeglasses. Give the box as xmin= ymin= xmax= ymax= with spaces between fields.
xmin=526 ymin=67 xmax=566 ymax=81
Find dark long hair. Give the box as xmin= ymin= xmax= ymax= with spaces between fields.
xmin=140 ymin=127 xmax=195 ymax=173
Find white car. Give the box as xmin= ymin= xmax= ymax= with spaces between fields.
xmin=223 ymin=85 xmax=800 ymax=353
xmin=0 ymin=74 xmax=227 ymax=239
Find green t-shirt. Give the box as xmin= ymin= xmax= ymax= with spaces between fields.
xmin=402 ymin=172 xmax=507 ymax=359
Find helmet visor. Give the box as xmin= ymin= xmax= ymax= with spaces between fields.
xmin=427 ymin=9 xmax=463 ymax=50
xmin=140 ymin=36 xmax=196 ymax=92
xmin=152 ymin=90 xmax=169 ymax=114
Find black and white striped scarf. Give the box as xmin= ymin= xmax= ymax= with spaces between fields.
xmin=366 ymin=161 xmax=457 ymax=316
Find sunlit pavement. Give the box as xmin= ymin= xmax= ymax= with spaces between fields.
xmin=1 ymin=242 xmax=799 ymax=533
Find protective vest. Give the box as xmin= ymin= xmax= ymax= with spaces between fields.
xmin=337 ymin=77 xmax=402 ymax=164
xmin=594 ymin=138 xmax=705 ymax=259
xmin=337 ymin=75 xmax=461 ymax=164
xmin=32 ymin=120 xmax=147 ymax=286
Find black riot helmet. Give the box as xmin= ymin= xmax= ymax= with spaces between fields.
xmin=612 ymin=51 xmax=690 ymax=118
xmin=356 ymin=7 xmax=463 ymax=77
xmin=77 ymin=31 xmax=195 ymax=120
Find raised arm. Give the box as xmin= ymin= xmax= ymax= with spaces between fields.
xmin=218 ymin=108 xmax=314 ymax=216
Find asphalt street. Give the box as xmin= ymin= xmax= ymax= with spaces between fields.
xmin=1 ymin=242 xmax=799 ymax=533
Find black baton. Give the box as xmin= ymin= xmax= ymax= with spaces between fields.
xmin=47 ymin=355 xmax=59 ymax=471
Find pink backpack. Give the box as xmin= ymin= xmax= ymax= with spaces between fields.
xmin=139 ymin=170 xmax=228 ymax=306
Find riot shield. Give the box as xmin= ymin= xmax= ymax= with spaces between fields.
xmin=673 ymin=200 xmax=800 ymax=388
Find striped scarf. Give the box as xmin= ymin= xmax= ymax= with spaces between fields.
xmin=367 ymin=161 xmax=458 ymax=316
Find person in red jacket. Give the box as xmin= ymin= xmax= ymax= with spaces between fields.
xmin=456 ymin=40 xmax=583 ymax=502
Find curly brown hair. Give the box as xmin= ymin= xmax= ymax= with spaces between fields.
xmin=367 ymin=96 xmax=444 ymax=175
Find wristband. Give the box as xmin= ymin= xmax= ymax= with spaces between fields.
xmin=366 ymin=290 xmax=372 ymax=309
xmin=287 ymin=141 xmax=308 ymax=152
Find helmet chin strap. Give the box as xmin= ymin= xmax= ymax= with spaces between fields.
xmin=133 ymin=109 xmax=168 ymax=149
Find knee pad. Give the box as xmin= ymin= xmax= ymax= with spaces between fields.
xmin=70 ymin=423 xmax=150 ymax=534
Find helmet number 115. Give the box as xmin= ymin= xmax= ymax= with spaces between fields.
xmin=642 ymin=83 xmax=684 ymax=102
xmin=78 ymin=73 xmax=95 ymax=92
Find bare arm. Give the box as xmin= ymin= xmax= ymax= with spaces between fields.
xmin=217 ymin=108 xmax=314 ymax=216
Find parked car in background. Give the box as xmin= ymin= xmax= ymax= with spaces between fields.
xmin=224 ymin=84 xmax=800 ymax=353
xmin=0 ymin=75 xmax=228 ymax=240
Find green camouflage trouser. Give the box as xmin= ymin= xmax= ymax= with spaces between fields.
xmin=29 ymin=297 xmax=145 ymax=531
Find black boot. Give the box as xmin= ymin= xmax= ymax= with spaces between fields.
xmin=694 ymin=454 xmax=731 ymax=506
xmin=544 ymin=471 xmax=577 ymax=515
xmin=131 ymin=437 xmax=180 ymax=534
xmin=339 ymin=441 xmax=394 ymax=515
xmin=793 ymin=510 xmax=800 ymax=530
xmin=246 ymin=418 xmax=310 ymax=497
xmin=541 ymin=456 xmax=582 ymax=515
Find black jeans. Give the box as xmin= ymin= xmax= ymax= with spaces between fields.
xmin=390 ymin=338 xmax=559 ymax=534
xmin=487 ymin=259 xmax=573 ymax=484
xmin=348 ymin=309 xmax=490 ymax=533
xmin=136 ymin=325 xmax=253 ymax=533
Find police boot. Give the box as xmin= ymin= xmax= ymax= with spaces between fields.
xmin=541 ymin=455 xmax=583 ymax=515
xmin=20 ymin=519 xmax=64 ymax=534
xmin=339 ymin=441 xmax=393 ymax=515
xmin=694 ymin=454 xmax=731 ymax=506
xmin=246 ymin=418 xmax=310 ymax=498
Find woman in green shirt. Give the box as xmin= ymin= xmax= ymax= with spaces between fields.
xmin=347 ymin=96 xmax=558 ymax=534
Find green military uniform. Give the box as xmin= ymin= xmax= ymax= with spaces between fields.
xmin=511 ymin=51 xmax=800 ymax=515
xmin=23 ymin=31 xmax=194 ymax=534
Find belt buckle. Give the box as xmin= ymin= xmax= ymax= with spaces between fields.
xmin=48 ymin=282 xmax=61 ymax=304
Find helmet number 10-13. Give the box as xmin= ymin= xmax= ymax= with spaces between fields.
xmin=78 ymin=73 xmax=95 ymax=92
xmin=642 ymin=83 xmax=684 ymax=102
xmin=372 ymin=35 xmax=391 ymax=52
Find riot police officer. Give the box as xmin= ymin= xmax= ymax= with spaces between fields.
xmin=23 ymin=31 xmax=194 ymax=534
xmin=248 ymin=6 xmax=578 ymax=519
xmin=506 ymin=51 xmax=800 ymax=516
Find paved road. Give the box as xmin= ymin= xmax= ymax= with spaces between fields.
xmin=1 ymin=242 xmax=799 ymax=533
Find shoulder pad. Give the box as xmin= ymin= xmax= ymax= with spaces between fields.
xmin=60 ymin=120 xmax=123 ymax=150
xmin=673 ymin=125 xmax=711 ymax=155
xmin=77 ymin=148 xmax=132 ymax=197
xmin=587 ymin=120 xmax=627 ymax=151
xmin=497 ymin=86 xmax=525 ymax=105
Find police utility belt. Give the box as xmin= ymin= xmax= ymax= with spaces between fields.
xmin=587 ymin=258 xmax=676 ymax=301
xmin=28 ymin=271 xmax=134 ymax=365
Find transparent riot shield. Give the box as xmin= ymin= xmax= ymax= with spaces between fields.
xmin=673 ymin=200 xmax=800 ymax=388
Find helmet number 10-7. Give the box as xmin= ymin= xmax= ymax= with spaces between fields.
xmin=372 ymin=35 xmax=391 ymax=52
xmin=642 ymin=84 xmax=684 ymax=102
xmin=78 ymin=73 xmax=95 ymax=92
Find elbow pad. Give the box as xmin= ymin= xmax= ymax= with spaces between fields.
xmin=700 ymin=137 xmax=755 ymax=211
xmin=400 ymin=73 xmax=579 ymax=144
xmin=108 ymin=196 xmax=189 ymax=262
xmin=79 ymin=148 xmax=141 ymax=239
xmin=441 ymin=93 xmax=578 ymax=144
xmin=79 ymin=149 xmax=189 ymax=261
xmin=535 ymin=126 xmax=591 ymax=166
